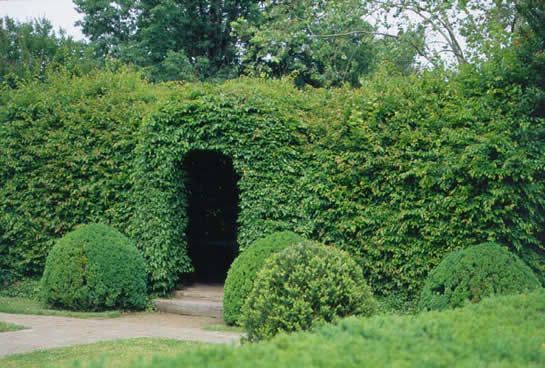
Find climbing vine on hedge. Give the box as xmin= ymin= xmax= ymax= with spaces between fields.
xmin=0 ymin=68 xmax=169 ymax=284
xmin=301 ymin=71 xmax=545 ymax=295
xmin=129 ymin=81 xmax=320 ymax=292
xmin=2 ymin=70 xmax=545 ymax=296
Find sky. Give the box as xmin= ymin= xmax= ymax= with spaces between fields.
xmin=0 ymin=0 xmax=83 ymax=39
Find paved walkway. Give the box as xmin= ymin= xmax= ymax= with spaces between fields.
xmin=0 ymin=312 xmax=242 ymax=357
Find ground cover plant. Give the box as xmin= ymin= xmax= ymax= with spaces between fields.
xmin=0 ymin=321 xmax=24 ymax=333
xmin=223 ymin=231 xmax=305 ymax=325
xmin=93 ymin=290 xmax=545 ymax=367
xmin=202 ymin=324 xmax=244 ymax=333
xmin=41 ymin=224 xmax=147 ymax=311
xmin=0 ymin=338 xmax=203 ymax=368
xmin=243 ymin=242 xmax=377 ymax=341
xmin=0 ymin=278 xmax=40 ymax=299
xmin=419 ymin=242 xmax=541 ymax=311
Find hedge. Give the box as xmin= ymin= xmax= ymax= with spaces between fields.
xmin=2 ymin=68 xmax=545 ymax=296
xmin=94 ymin=290 xmax=545 ymax=367
xmin=128 ymin=79 xmax=329 ymax=292
xmin=301 ymin=70 xmax=545 ymax=295
xmin=0 ymin=67 xmax=171 ymax=284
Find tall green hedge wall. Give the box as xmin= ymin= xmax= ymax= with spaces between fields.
xmin=303 ymin=70 xmax=545 ymax=295
xmin=1 ymin=68 xmax=544 ymax=295
xmin=0 ymin=68 xmax=172 ymax=282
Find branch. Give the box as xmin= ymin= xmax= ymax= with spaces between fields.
xmin=308 ymin=29 xmax=438 ymax=67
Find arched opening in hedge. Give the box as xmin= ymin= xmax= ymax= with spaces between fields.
xmin=130 ymin=82 xmax=314 ymax=293
xmin=182 ymin=150 xmax=240 ymax=283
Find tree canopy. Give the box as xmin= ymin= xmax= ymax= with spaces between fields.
xmin=0 ymin=16 xmax=97 ymax=87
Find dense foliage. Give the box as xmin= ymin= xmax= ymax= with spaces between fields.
xmin=0 ymin=17 xmax=97 ymax=86
xmin=304 ymin=69 xmax=545 ymax=296
xmin=243 ymin=242 xmax=377 ymax=341
xmin=0 ymin=278 xmax=41 ymax=299
xmin=74 ymin=0 xmax=261 ymax=81
xmin=41 ymin=223 xmax=147 ymax=310
xmin=232 ymin=0 xmax=419 ymax=87
xmin=72 ymin=0 xmax=420 ymax=85
xmin=223 ymin=231 xmax=305 ymax=326
xmin=128 ymin=79 xmax=322 ymax=292
xmin=0 ymin=68 xmax=169 ymax=284
xmin=419 ymin=242 xmax=540 ymax=311
xmin=3 ymin=70 xmax=545 ymax=297
xmin=97 ymin=290 xmax=545 ymax=367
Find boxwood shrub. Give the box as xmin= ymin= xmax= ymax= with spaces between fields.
xmin=223 ymin=231 xmax=304 ymax=325
xmin=41 ymin=223 xmax=147 ymax=311
xmin=419 ymin=242 xmax=541 ymax=311
xmin=243 ymin=242 xmax=377 ymax=341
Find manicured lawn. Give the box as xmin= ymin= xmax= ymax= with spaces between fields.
xmin=202 ymin=323 xmax=244 ymax=333
xmin=0 ymin=338 xmax=204 ymax=368
xmin=0 ymin=297 xmax=121 ymax=319
xmin=0 ymin=321 xmax=25 ymax=333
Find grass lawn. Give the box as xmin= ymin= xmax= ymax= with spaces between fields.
xmin=202 ymin=323 xmax=244 ymax=333
xmin=0 ymin=297 xmax=121 ymax=319
xmin=0 ymin=321 xmax=25 ymax=333
xmin=0 ymin=338 xmax=204 ymax=368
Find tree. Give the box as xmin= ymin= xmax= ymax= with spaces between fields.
xmin=0 ymin=17 xmax=97 ymax=86
xmin=74 ymin=0 xmax=261 ymax=81
xmin=513 ymin=0 xmax=545 ymax=117
xmin=366 ymin=0 xmax=523 ymax=67
xmin=232 ymin=0 xmax=420 ymax=87
xmin=73 ymin=0 xmax=139 ymax=57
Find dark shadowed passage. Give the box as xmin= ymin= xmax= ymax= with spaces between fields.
xmin=183 ymin=150 xmax=240 ymax=283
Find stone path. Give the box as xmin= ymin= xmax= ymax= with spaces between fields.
xmin=0 ymin=312 xmax=242 ymax=357
xmin=155 ymin=283 xmax=224 ymax=318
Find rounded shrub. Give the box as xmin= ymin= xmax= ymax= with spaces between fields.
xmin=242 ymin=241 xmax=377 ymax=341
xmin=41 ymin=224 xmax=147 ymax=311
xmin=419 ymin=242 xmax=541 ymax=311
xmin=223 ymin=231 xmax=304 ymax=325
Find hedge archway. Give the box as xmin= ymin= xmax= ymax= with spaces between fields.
xmin=129 ymin=87 xmax=313 ymax=292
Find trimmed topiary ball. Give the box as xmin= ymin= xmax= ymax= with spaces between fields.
xmin=242 ymin=242 xmax=377 ymax=341
xmin=41 ymin=224 xmax=147 ymax=311
xmin=419 ymin=242 xmax=541 ymax=311
xmin=223 ymin=231 xmax=304 ymax=325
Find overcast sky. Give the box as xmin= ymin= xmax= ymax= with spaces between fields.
xmin=0 ymin=0 xmax=83 ymax=39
